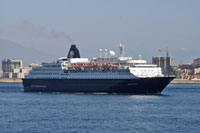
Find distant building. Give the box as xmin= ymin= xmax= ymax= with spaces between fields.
xmin=2 ymin=59 xmax=22 ymax=73
xmin=172 ymin=66 xmax=181 ymax=78
xmin=194 ymin=68 xmax=200 ymax=75
xmin=0 ymin=70 xmax=3 ymax=78
xmin=12 ymin=67 xmax=32 ymax=78
xmin=152 ymin=56 xmax=174 ymax=75
xmin=3 ymin=72 xmax=13 ymax=78
xmin=193 ymin=58 xmax=200 ymax=67
xmin=2 ymin=59 xmax=31 ymax=78
xmin=167 ymin=57 xmax=200 ymax=79
xmin=29 ymin=63 xmax=41 ymax=68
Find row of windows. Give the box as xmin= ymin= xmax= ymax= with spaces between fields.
xmin=33 ymin=77 xmax=59 ymax=79
xmin=31 ymin=73 xmax=59 ymax=75
xmin=132 ymin=70 xmax=160 ymax=72
xmin=33 ymin=69 xmax=61 ymax=71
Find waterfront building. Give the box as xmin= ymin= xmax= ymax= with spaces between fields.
xmin=12 ymin=67 xmax=32 ymax=78
xmin=29 ymin=63 xmax=41 ymax=68
xmin=3 ymin=72 xmax=13 ymax=78
xmin=2 ymin=59 xmax=22 ymax=73
xmin=193 ymin=58 xmax=200 ymax=67
xmin=2 ymin=59 xmax=31 ymax=78
xmin=0 ymin=70 xmax=3 ymax=78
xmin=194 ymin=68 xmax=200 ymax=75
xmin=152 ymin=56 xmax=174 ymax=76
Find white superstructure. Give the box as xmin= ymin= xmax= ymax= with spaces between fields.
xmin=26 ymin=57 xmax=163 ymax=79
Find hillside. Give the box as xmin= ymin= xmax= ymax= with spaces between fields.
xmin=0 ymin=39 xmax=56 ymax=67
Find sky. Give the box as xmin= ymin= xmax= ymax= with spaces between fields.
xmin=0 ymin=0 xmax=200 ymax=65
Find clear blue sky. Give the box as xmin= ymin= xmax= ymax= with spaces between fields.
xmin=0 ymin=0 xmax=200 ymax=64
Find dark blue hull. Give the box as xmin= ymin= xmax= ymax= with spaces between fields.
xmin=23 ymin=77 xmax=174 ymax=94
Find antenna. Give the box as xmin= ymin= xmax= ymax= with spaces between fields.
xmin=105 ymin=49 xmax=108 ymax=58
xmin=119 ymin=43 xmax=125 ymax=57
xmin=138 ymin=54 xmax=142 ymax=60
xmin=99 ymin=49 xmax=102 ymax=58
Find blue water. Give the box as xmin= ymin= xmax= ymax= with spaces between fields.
xmin=0 ymin=83 xmax=200 ymax=133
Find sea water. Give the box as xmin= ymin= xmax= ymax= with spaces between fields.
xmin=0 ymin=83 xmax=200 ymax=133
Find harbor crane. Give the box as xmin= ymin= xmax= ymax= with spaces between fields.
xmin=158 ymin=47 xmax=186 ymax=57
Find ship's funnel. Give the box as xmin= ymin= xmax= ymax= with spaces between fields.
xmin=67 ymin=44 xmax=81 ymax=58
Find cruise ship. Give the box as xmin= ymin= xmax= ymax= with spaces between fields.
xmin=23 ymin=44 xmax=175 ymax=94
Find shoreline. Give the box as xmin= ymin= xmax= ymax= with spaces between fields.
xmin=170 ymin=79 xmax=200 ymax=84
xmin=0 ymin=78 xmax=22 ymax=83
xmin=0 ymin=78 xmax=200 ymax=84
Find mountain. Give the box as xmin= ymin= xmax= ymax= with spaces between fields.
xmin=0 ymin=39 xmax=57 ymax=67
